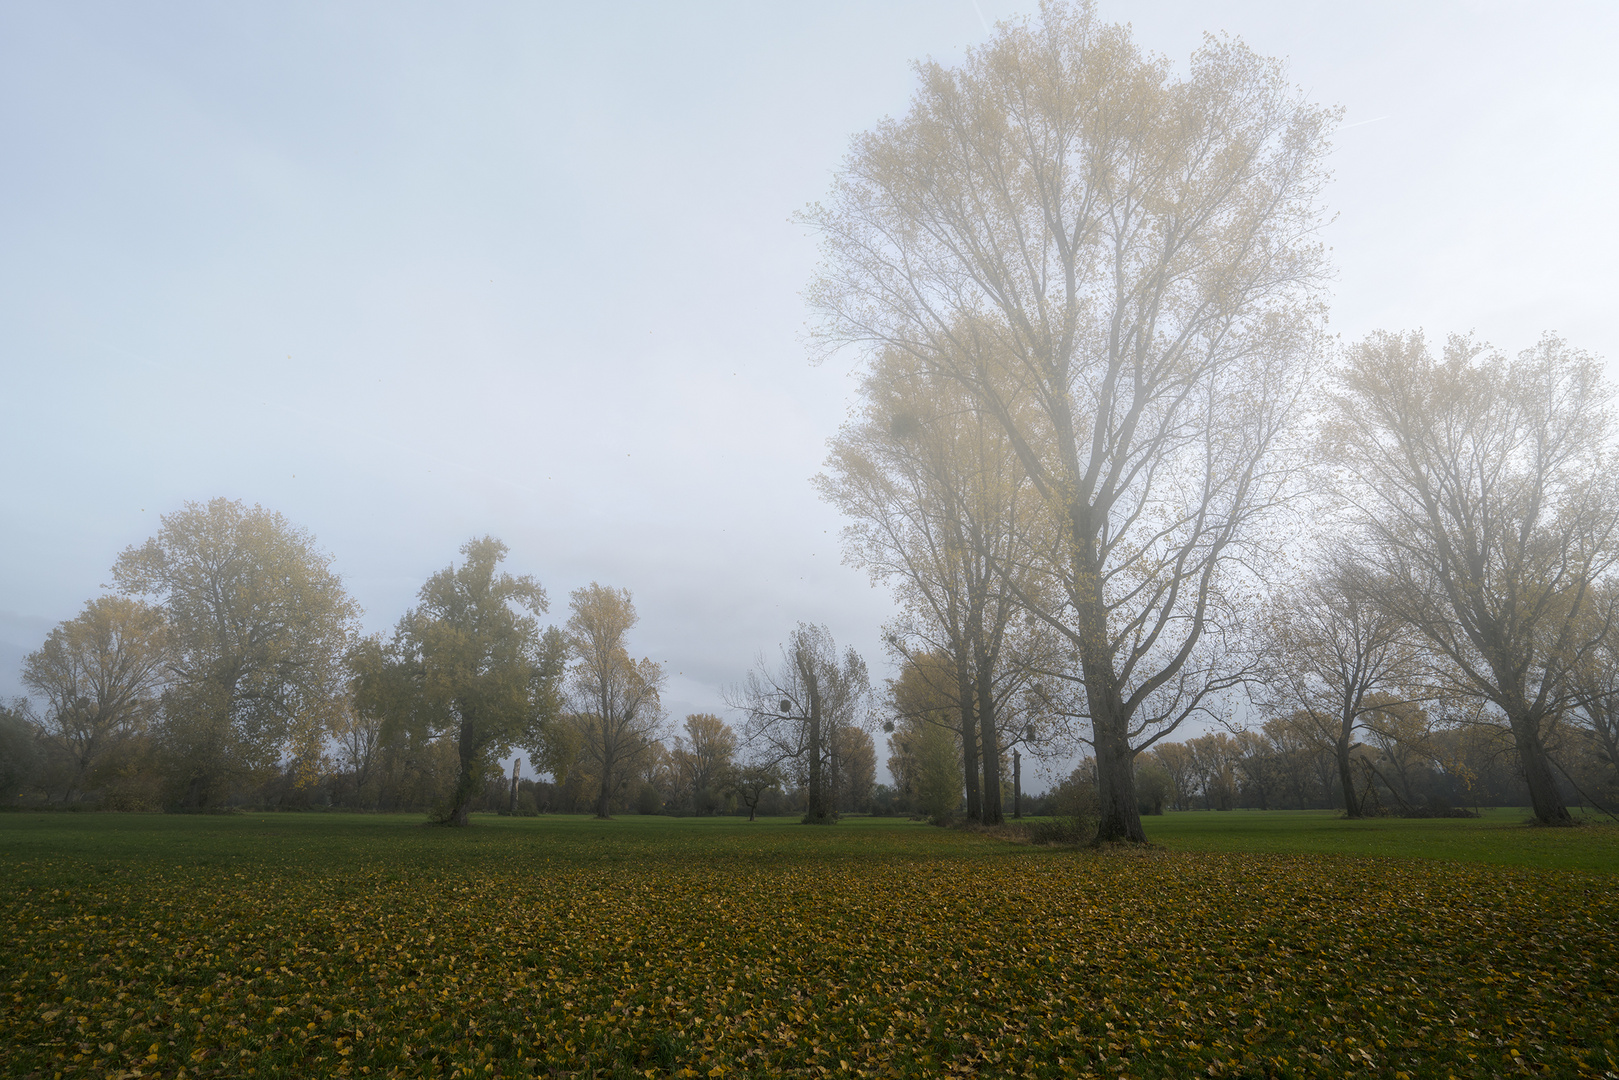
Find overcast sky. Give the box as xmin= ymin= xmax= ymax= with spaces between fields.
xmin=3 ymin=1 xmax=1616 ymax=786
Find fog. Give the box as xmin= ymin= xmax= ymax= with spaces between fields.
xmin=3 ymin=1 xmax=1616 ymax=787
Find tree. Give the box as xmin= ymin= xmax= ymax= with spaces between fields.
xmin=0 ymin=700 xmax=40 ymax=803
xmin=821 ymin=350 xmax=1053 ymax=825
xmin=730 ymin=760 xmax=782 ymax=822
xmin=1329 ymin=332 xmax=1619 ymax=826
xmin=22 ymin=596 xmax=170 ymax=802
xmin=672 ymin=713 xmax=738 ymax=814
xmin=1357 ymin=699 xmax=1439 ymax=810
xmin=834 ymin=723 xmax=877 ymax=813
xmin=805 ymin=2 xmax=1333 ymax=841
xmin=908 ymin=716 xmax=963 ymax=823
xmin=112 ymin=498 xmax=358 ymax=808
xmin=565 ymin=583 xmax=666 ymax=819
xmin=1256 ymin=566 xmax=1423 ymax=816
xmin=372 ymin=537 xmax=557 ymax=826
xmin=732 ymin=623 xmax=870 ymax=824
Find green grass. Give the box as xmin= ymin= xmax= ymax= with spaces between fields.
xmin=2 ymin=812 xmax=1617 ymax=1079
xmin=1141 ymin=807 xmax=1619 ymax=874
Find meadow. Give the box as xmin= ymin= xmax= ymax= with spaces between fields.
xmin=2 ymin=811 xmax=1615 ymax=1079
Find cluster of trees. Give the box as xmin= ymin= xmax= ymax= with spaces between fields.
xmin=2 ymin=500 xmax=881 ymax=822
xmin=805 ymin=1 xmax=1619 ymax=836
xmin=10 ymin=6 xmax=1619 ymax=837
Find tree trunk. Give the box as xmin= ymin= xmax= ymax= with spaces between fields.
xmin=1507 ymin=710 xmax=1574 ymax=826
xmin=956 ymin=651 xmax=980 ymax=823
xmin=438 ymin=716 xmax=482 ymax=826
xmin=595 ymin=760 xmax=612 ymax=819
xmin=1077 ymin=601 xmax=1145 ymax=842
xmin=1336 ymin=735 xmax=1360 ymax=818
xmin=1094 ymin=726 xmax=1145 ymax=843
xmin=1067 ymin=499 xmax=1146 ymax=843
xmin=1012 ymin=749 xmax=1022 ymax=819
xmin=803 ymin=664 xmax=832 ymax=824
xmin=975 ymin=640 xmax=1003 ymax=825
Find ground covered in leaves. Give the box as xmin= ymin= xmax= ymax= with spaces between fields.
xmin=2 ymin=813 xmax=1616 ymax=1079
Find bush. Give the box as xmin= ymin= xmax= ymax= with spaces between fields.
xmin=635 ymin=781 xmax=663 ymax=815
xmin=0 ymin=705 xmax=40 ymax=803
xmin=1028 ymin=767 xmax=1099 ymax=845
xmin=1135 ymin=762 xmax=1171 ymax=815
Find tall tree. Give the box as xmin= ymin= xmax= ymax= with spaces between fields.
xmin=1329 ymin=332 xmax=1619 ymax=826
xmin=805 ymin=2 xmax=1333 ymax=841
xmin=22 ymin=596 xmax=170 ymax=802
xmin=732 ymin=623 xmax=870 ymax=825
xmin=375 ymin=537 xmax=557 ymax=826
xmin=672 ymin=712 xmax=738 ymax=814
xmin=112 ymin=498 xmax=358 ymax=807
xmin=1256 ymin=566 xmax=1423 ymax=816
xmin=565 ymin=583 xmax=666 ymax=819
xmin=821 ymin=351 xmax=1049 ymax=825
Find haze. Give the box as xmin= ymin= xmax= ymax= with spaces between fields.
xmin=3 ymin=0 xmax=1616 ymax=777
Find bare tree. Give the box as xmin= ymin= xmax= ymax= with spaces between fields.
xmin=1328 ymin=332 xmax=1619 ymax=826
xmin=1255 ymin=565 xmax=1426 ymax=816
xmin=730 ymin=623 xmax=870 ymax=825
xmin=804 ymin=2 xmax=1333 ymax=841
xmin=566 ymin=583 xmax=666 ymax=819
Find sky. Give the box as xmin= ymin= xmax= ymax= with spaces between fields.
xmin=3 ymin=1 xmax=1617 ymax=787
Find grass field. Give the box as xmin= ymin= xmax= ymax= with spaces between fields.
xmin=2 ymin=812 xmax=1616 ymax=1079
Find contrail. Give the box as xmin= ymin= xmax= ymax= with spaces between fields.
xmin=1340 ymin=115 xmax=1390 ymax=131
xmin=970 ymin=0 xmax=991 ymax=35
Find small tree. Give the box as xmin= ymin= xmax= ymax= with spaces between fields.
xmin=672 ymin=713 xmax=738 ymax=815
xmin=0 ymin=701 xmax=40 ymax=803
xmin=731 ymin=761 xmax=782 ymax=822
xmin=909 ymin=718 xmax=962 ymax=823
xmin=1256 ymin=565 xmax=1425 ymax=817
xmin=22 ymin=596 xmax=170 ymax=803
xmin=731 ymin=623 xmax=870 ymax=825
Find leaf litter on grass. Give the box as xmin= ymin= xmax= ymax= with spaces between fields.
xmin=2 ymin=827 xmax=1616 ymax=1079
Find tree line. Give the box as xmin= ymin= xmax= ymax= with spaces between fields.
xmin=802 ymin=1 xmax=1619 ymax=837
xmin=8 ymin=3 xmax=1619 ymax=834
xmin=0 ymin=500 xmax=887 ymax=823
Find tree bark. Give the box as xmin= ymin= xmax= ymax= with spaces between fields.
xmin=956 ymin=650 xmax=980 ymax=823
xmin=441 ymin=716 xmax=479 ymax=826
xmin=1336 ymin=736 xmax=1360 ymax=818
xmin=1073 ymin=531 xmax=1146 ymax=844
xmin=802 ymin=660 xmax=832 ymax=824
xmin=595 ymin=748 xmax=613 ymax=819
xmin=1506 ymin=711 xmax=1574 ymax=826
xmin=975 ymin=637 xmax=1003 ymax=825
